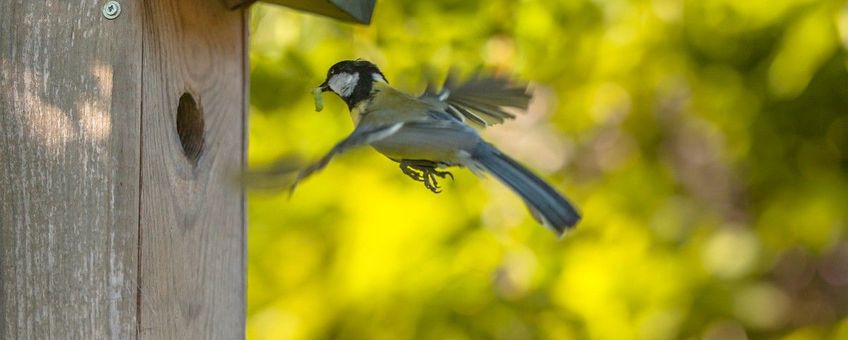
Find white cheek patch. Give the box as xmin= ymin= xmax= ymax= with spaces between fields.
xmin=328 ymin=72 xmax=359 ymax=97
xmin=372 ymin=73 xmax=387 ymax=83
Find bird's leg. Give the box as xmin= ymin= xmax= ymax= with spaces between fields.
xmin=400 ymin=160 xmax=454 ymax=194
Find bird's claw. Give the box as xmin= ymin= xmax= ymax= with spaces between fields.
xmin=399 ymin=160 xmax=453 ymax=194
xmin=400 ymin=163 xmax=425 ymax=181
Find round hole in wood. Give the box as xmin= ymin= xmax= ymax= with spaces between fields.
xmin=177 ymin=92 xmax=204 ymax=165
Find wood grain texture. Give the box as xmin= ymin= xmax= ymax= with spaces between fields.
xmin=0 ymin=1 xmax=143 ymax=339
xmin=139 ymin=0 xmax=246 ymax=338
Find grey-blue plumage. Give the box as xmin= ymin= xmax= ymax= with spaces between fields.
xmin=471 ymin=142 xmax=580 ymax=235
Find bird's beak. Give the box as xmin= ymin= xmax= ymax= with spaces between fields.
xmin=318 ymin=81 xmax=330 ymax=92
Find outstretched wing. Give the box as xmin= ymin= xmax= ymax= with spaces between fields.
xmin=289 ymin=122 xmax=404 ymax=194
xmin=421 ymin=71 xmax=532 ymax=127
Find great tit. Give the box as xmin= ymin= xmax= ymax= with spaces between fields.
xmin=291 ymin=60 xmax=581 ymax=236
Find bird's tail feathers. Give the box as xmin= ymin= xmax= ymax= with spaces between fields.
xmin=471 ymin=143 xmax=580 ymax=235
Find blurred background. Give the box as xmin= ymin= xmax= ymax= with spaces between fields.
xmin=246 ymin=0 xmax=848 ymax=339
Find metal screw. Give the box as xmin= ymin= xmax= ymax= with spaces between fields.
xmin=102 ymin=1 xmax=121 ymax=20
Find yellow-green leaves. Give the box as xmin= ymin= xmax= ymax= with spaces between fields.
xmin=769 ymin=9 xmax=838 ymax=98
xmin=246 ymin=1 xmax=848 ymax=339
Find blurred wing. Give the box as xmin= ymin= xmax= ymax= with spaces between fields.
xmin=241 ymin=155 xmax=302 ymax=192
xmin=289 ymin=122 xmax=403 ymax=194
xmin=421 ymin=71 xmax=532 ymax=127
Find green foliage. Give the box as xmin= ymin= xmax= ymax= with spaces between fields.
xmin=247 ymin=1 xmax=848 ymax=339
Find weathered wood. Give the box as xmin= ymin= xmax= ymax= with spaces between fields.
xmin=139 ymin=0 xmax=247 ymax=338
xmin=224 ymin=0 xmax=376 ymax=24
xmin=2 ymin=0 xmax=247 ymax=338
xmin=0 ymin=1 xmax=143 ymax=339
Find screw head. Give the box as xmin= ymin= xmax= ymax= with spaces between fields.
xmin=102 ymin=1 xmax=121 ymax=20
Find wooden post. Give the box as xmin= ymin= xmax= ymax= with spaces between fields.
xmin=1 ymin=0 xmax=247 ymax=338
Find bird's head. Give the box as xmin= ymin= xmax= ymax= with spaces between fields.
xmin=317 ymin=59 xmax=388 ymax=109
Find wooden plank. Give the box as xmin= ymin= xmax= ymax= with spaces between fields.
xmin=139 ymin=0 xmax=247 ymax=338
xmin=0 ymin=1 xmax=142 ymax=339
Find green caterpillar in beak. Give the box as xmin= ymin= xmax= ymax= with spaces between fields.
xmin=313 ymin=87 xmax=324 ymax=112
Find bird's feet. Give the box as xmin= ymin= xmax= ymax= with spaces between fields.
xmin=399 ymin=160 xmax=454 ymax=193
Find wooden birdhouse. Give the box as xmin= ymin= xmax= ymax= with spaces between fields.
xmin=0 ymin=0 xmax=375 ymax=338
